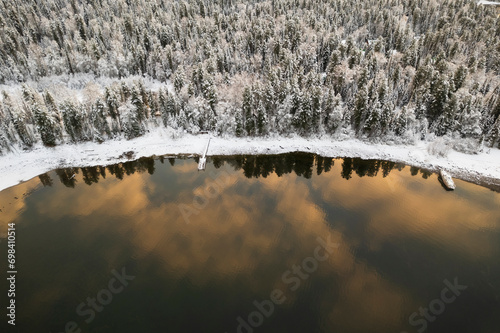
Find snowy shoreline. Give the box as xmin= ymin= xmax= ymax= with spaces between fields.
xmin=1 ymin=129 xmax=499 ymax=192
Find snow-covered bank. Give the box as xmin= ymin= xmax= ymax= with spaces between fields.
xmin=477 ymin=1 xmax=500 ymax=5
xmin=1 ymin=129 xmax=499 ymax=192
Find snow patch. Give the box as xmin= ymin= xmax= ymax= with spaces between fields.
xmin=477 ymin=1 xmax=500 ymax=5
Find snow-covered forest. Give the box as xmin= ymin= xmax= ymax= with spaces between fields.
xmin=0 ymin=0 xmax=499 ymax=154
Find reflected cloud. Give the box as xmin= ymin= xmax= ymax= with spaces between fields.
xmin=0 ymin=176 xmax=42 ymax=230
xmin=36 ymin=173 xmax=152 ymax=218
xmin=311 ymin=162 xmax=500 ymax=258
xmin=3 ymin=155 xmax=500 ymax=332
xmin=25 ymin=159 xmax=414 ymax=330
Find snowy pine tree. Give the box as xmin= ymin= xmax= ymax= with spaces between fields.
xmin=36 ymin=107 xmax=57 ymax=146
xmin=364 ymin=99 xmax=382 ymax=136
xmin=235 ymin=109 xmax=244 ymax=137
xmin=90 ymin=99 xmax=110 ymax=141
xmin=256 ymin=101 xmax=269 ymax=136
xmin=435 ymin=94 xmax=458 ymax=136
xmin=120 ymin=102 xmax=145 ymax=139
xmin=453 ymin=65 xmax=468 ymax=92
xmin=131 ymin=85 xmax=146 ymax=122
xmin=327 ymin=98 xmax=344 ymax=134
xmin=242 ymin=87 xmax=255 ymax=136
xmin=22 ymin=86 xmax=58 ymax=146
xmin=61 ymin=101 xmax=86 ymax=142
xmin=310 ymin=86 xmax=322 ymax=134
xmin=488 ymin=117 xmax=500 ymax=148
xmin=353 ymin=88 xmax=368 ymax=133
xmin=2 ymin=91 xmax=34 ymax=147
xmin=428 ymin=74 xmax=450 ymax=122
xmin=458 ymin=96 xmax=482 ymax=139
xmin=173 ymin=67 xmax=186 ymax=93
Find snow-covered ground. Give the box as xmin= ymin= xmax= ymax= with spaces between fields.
xmin=1 ymin=128 xmax=499 ymax=192
xmin=477 ymin=1 xmax=500 ymax=5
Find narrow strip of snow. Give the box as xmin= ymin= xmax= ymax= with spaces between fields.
xmin=1 ymin=129 xmax=499 ymax=192
xmin=477 ymin=1 xmax=500 ymax=5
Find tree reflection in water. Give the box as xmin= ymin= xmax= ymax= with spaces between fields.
xmin=39 ymin=153 xmax=435 ymax=189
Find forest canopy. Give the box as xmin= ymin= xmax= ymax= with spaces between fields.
xmin=0 ymin=0 xmax=499 ymax=153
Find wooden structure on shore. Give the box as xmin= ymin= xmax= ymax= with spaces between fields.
xmin=198 ymin=137 xmax=211 ymax=171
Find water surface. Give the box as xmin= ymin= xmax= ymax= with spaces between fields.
xmin=1 ymin=154 xmax=499 ymax=333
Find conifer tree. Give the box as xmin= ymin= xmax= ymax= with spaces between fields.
xmin=33 ymin=102 xmax=57 ymax=146
xmin=166 ymin=92 xmax=177 ymax=117
xmin=91 ymin=99 xmax=110 ymax=140
xmin=44 ymin=91 xmax=63 ymax=140
xmin=201 ymin=77 xmax=218 ymax=112
xmin=61 ymin=101 xmax=85 ymax=142
xmin=22 ymin=86 xmax=57 ymax=146
xmin=105 ymin=87 xmax=120 ymax=120
xmin=256 ymin=101 xmax=268 ymax=136
xmin=131 ymin=85 xmax=145 ymax=122
xmin=328 ymin=99 xmax=344 ymax=134
xmin=353 ymin=88 xmax=368 ymax=132
xmin=242 ymin=87 xmax=255 ymax=136
xmin=310 ymin=86 xmax=322 ymax=134
xmin=364 ymin=99 xmax=381 ymax=136
xmin=428 ymin=74 xmax=450 ymax=122
xmin=435 ymin=94 xmax=458 ymax=136
xmin=488 ymin=117 xmax=500 ymax=148
xmin=235 ymin=109 xmax=244 ymax=137
xmin=173 ymin=67 xmax=186 ymax=93
xmin=2 ymin=91 xmax=33 ymax=147
xmin=458 ymin=96 xmax=482 ymax=139
xmin=453 ymin=65 xmax=468 ymax=92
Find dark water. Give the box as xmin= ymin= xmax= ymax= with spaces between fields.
xmin=1 ymin=154 xmax=500 ymax=333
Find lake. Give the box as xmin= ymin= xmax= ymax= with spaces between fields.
xmin=1 ymin=154 xmax=499 ymax=333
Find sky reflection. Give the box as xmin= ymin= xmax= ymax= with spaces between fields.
xmin=0 ymin=155 xmax=499 ymax=333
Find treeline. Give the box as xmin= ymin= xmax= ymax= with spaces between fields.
xmin=38 ymin=153 xmax=435 ymax=188
xmin=1 ymin=0 xmax=500 ymax=153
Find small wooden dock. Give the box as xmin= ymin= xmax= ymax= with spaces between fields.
xmin=198 ymin=137 xmax=211 ymax=171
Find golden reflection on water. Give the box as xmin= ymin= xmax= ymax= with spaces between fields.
xmin=1 ymin=156 xmax=499 ymax=332
xmin=0 ymin=177 xmax=41 ymax=229
xmin=311 ymin=163 xmax=500 ymax=258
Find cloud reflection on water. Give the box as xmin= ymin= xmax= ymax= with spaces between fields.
xmin=1 ymin=155 xmax=499 ymax=332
